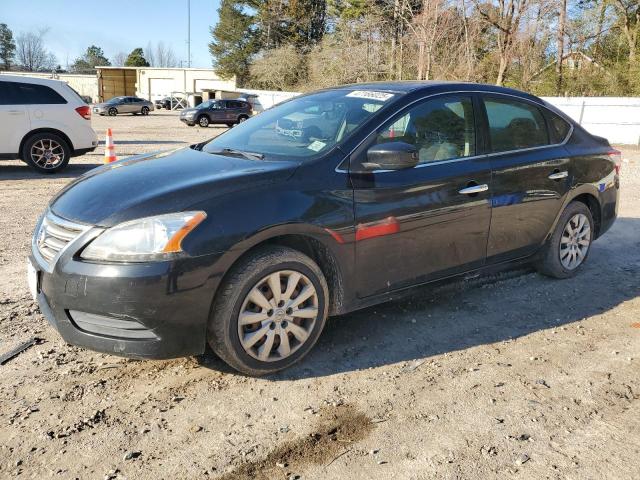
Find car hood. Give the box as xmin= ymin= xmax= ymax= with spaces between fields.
xmin=94 ymin=102 xmax=115 ymax=109
xmin=50 ymin=147 xmax=298 ymax=227
xmin=181 ymin=108 xmax=199 ymax=115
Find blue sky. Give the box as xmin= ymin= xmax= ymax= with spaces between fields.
xmin=1 ymin=0 xmax=220 ymax=68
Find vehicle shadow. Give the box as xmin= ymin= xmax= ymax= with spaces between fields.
xmin=196 ymin=216 xmax=640 ymax=379
xmin=98 ymin=140 xmax=187 ymax=145
xmin=0 ymin=162 xmax=103 ymax=180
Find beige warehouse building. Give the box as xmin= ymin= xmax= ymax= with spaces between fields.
xmin=95 ymin=66 xmax=236 ymax=102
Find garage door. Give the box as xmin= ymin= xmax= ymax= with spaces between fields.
xmin=149 ymin=78 xmax=175 ymax=99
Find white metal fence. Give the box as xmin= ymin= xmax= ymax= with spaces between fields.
xmin=542 ymin=97 xmax=640 ymax=145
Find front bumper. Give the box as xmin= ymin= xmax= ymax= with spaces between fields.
xmin=30 ymin=240 xmax=221 ymax=359
xmin=180 ymin=117 xmax=196 ymax=125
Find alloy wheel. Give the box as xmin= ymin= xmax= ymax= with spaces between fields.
xmin=30 ymin=139 xmax=65 ymax=170
xmin=238 ymin=270 xmax=319 ymax=362
xmin=199 ymin=116 xmax=209 ymax=127
xmin=559 ymin=213 xmax=591 ymax=270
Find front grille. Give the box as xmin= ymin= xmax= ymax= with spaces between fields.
xmin=35 ymin=212 xmax=86 ymax=266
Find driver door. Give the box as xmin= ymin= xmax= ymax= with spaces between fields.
xmin=351 ymin=94 xmax=492 ymax=297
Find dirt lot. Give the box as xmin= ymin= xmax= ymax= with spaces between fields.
xmin=1 ymin=111 xmax=639 ymax=480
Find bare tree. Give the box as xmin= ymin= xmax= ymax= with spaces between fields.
xmin=472 ymin=0 xmax=532 ymax=85
xmin=111 ymin=51 xmax=128 ymax=67
xmin=556 ymin=0 xmax=567 ymax=93
xmin=15 ymin=30 xmax=56 ymax=71
xmin=145 ymin=41 xmax=178 ymax=68
xmin=610 ymin=0 xmax=640 ymax=65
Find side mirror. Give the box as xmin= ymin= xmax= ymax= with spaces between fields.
xmin=363 ymin=142 xmax=419 ymax=171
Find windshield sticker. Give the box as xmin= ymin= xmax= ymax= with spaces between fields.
xmin=307 ymin=140 xmax=326 ymax=152
xmin=346 ymin=90 xmax=395 ymax=102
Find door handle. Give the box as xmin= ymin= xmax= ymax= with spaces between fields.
xmin=459 ymin=184 xmax=489 ymax=195
xmin=548 ymin=170 xmax=568 ymax=180
xmin=8 ymin=110 xmax=24 ymax=115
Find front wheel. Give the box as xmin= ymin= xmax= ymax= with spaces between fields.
xmin=535 ymin=201 xmax=594 ymax=279
xmin=208 ymin=246 xmax=329 ymax=376
xmin=141 ymin=106 xmax=149 ymax=115
xmin=108 ymin=107 xmax=117 ymax=116
xmin=198 ymin=115 xmax=210 ymax=127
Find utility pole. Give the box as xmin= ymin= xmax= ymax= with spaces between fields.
xmin=187 ymin=0 xmax=191 ymax=68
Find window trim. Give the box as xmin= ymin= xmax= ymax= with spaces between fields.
xmin=339 ymin=90 xmax=574 ymax=174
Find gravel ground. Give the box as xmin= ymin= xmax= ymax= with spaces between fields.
xmin=1 ymin=111 xmax=639 ymax=480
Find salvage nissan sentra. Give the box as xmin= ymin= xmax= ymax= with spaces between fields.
xmin=29 ymin=82 xmax=620 ymax=375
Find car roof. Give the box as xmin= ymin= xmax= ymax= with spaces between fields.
xmin=0 ymin=74 xmax=66 ymax=86
xmin=330 ymin=81 xmax=543 ymax=104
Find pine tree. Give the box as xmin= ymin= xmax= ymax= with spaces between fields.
xmin=209 ymin=0 xmax=259 ymax=85
xmin=125 ymin=48 xmax=150 ymax=67
xmin=71 ymin=45 xmax=111 ymax=73
xmin=0 ymin=23 xmax=16 ymax=70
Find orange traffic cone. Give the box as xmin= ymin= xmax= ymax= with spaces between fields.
xmin=104 ymin=128 xmax=116 ymax=163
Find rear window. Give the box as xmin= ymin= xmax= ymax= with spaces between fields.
xmin=13 ymin=82 xmax=67 ymax=105
xmin=545 ymin=110 xmax=571 ymax=143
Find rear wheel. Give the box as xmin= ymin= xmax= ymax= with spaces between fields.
xmin=208 ymin=246 xmax=329 ymax=376
xmin=535 ymin=201 xmax=594 ymax=279
xmin=198 ymin=115 xmax=210 ymax=127
xmin=237 ymin=114 xmax=249 ymax=124
xmin=22 ymin=132 xmax=71 ymax=173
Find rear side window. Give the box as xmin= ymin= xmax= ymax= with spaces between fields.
xmin=545 ymin=110 xmax=571 ymax=143
xmin=484 ymin=97 xmax=548 ymax=152
xmin=13 ymin=82 xmax=67 ymax=105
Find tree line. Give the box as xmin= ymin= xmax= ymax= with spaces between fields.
xmin=209 ymin=0 xmax=640 ymax=96
xmin=0 ymin=23 xmax=179 ymax=73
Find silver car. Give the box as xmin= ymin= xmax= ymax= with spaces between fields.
xmin=93 ymin=96 xmax=155 ymax=116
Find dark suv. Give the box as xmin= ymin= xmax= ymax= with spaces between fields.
xmin=180 ymin=99 xmax=252 ymax=127
xmin=30 ymin=82 xmax=620 ymax=375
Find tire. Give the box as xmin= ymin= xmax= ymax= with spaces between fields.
xmin=21 ymin=132 xmax=71 ymax=173
xmin=208 ymin=246 xmax=329 ymax=376
xmin=237 ymin=114 xmax=249 ymax=124
xmin=198 ymin=115 xmax=210 ymax=127
xmin=226 ymin=123 xmax=234 ymax=128
xmin=108 ymin=107 xmax=117 ymax=116
xmin=141 ymin=106 xmax=149 ymax=115
xmin=535 ymin=201 xmax=594 ymax=279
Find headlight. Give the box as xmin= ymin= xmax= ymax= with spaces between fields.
xmin=81 ymin=211 xmax=206 ymax=262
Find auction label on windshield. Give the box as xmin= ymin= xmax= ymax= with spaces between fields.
xmin=307 ymin=140 xmax=326 ymax=152
xmin=346 ymin=91 xmax=395 ymax=101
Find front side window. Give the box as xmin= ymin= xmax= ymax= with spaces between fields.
xmin=374 ymin=95 xmax=476 ymax=164
xmin=484 ymin=97 xmax=549 ymax=152
xmin=203 ymin=89 xmax=398 ymax=160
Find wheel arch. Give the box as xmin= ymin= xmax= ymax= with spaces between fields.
xmin=214 ymin=231 xmax=346 ymax=317
xmin=543 ymin=185 xmax=603 ymax=245
xmin=20 ymin=128 xmax=74 ymax=157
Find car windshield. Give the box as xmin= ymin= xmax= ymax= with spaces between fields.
xmin=202 ymin=89 xmax=398 ymax=160
xmin=197 ymin=100 xmax=217 ymax=109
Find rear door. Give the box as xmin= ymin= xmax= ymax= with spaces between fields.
xmin=481 ymin=94 xmax=572 ymax=262
xmin=352 ymin=93 xmax=492 ymax=297
xmin=15 ymin=82 xmax=71 ymax=143
xmin=0 ymin=81 xmax=30 ymax=155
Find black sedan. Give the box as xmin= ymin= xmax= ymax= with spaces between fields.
xmin=29 ymin=82 xmax=620 ymax=375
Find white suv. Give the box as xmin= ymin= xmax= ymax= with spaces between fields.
xmin=0 ymin=75 xmax=98 ymax=173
